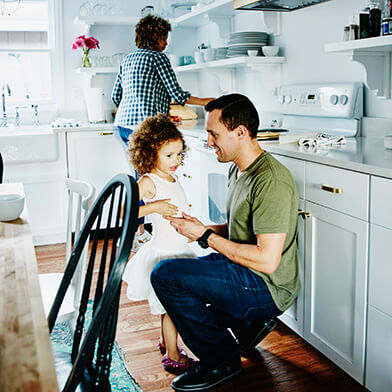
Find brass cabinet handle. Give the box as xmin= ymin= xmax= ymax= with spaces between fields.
xmin=182 ymin=173 xmax=192 ymax=179
xmin=321 ymin=184 xmax=343 ymax=194
xmin=99 ymin=132 xmax=114 ymax=136
xmin=298 ymin=209 xmax=311 ymax=219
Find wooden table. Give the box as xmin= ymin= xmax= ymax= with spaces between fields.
xmin=0 ymin=183 xmax=59 ymax=392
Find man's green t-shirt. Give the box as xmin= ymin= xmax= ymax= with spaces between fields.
xmin=226 ymin=151 xmax=300 ymax=312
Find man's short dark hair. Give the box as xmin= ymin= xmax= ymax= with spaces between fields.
xmin=205 ymin=93 xmax=259 ymax=138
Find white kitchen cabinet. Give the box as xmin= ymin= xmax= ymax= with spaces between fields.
xmin=271 ymin=154 xmax=305 ymax=336
xmin=366 ymin=176 xmax=392 ymax=392
xmin=177 ymin=135 xmax=202 ymax=218
xmin=304 ymin=200 xmax=368 ymax=384
xmin=366 ymin=306 xmax=392 ymax=392
xmin=3 ymin=133 xmax=67 ymax=245
xmin=66 ymin=129 xmax=131 ymax=208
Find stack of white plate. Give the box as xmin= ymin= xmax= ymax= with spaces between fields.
xmin=214 ymin=47 xmax=228 ymax=60
xmin=227 ymin=31 xmax=269 ymax=57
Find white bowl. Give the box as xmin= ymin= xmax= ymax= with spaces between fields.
xmin=247 ymin=50 xmax=258 ymax=57
xmin=262 ymin=46 xmax=279 ymax=56
xmin=384 ymin=135 xmax=392 ymax=149
xmin=0 ymin=194 xmax=25 ymax=221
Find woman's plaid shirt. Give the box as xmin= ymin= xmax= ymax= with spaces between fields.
xmin=111 ymin=48 xmax=191 ymax=127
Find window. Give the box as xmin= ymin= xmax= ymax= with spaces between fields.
xmin=0 ymin=0 xmax=62 ymax=104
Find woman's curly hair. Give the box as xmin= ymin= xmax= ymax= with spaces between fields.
xmin=128 ymin=114 xmax=187 ymax=175
xmin=135 ymin=15 xmax=171 ymax=50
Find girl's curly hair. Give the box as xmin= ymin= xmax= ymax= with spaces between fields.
xmin=135 ymin=15 xmax=171 ymax=50
xmin=128 ymin=114 xmax=187 ymax=175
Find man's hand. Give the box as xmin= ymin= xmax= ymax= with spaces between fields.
xmin=151 ymin=199 xmax=179 ymax=216
xmin=166 ymin=212 xmax=206 ymax=241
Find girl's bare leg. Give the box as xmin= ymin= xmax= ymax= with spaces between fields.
xmin=162 ymin=313 xmax=181 ymax=361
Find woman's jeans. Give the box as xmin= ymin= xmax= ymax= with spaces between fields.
xmin=151 ymin=252 xmax=282 ymax=370
xmin=117 ymin=126 xmax=144 ymax=225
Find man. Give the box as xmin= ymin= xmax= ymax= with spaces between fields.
xmin=151 ymin=93 xmax=300 ymax=392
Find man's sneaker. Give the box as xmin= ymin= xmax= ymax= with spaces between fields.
xmin=233 ymin=318 xmax=278 ymax=356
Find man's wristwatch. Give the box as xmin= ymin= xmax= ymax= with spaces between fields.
xmin=197 ymin=229 xmax=215 ymax=249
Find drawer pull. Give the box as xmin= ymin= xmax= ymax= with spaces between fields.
xmin=182 ymin=173 xmax=192 ymax=179
xmin=298 ymin=209 xmax=311 ymax=219
xmin=99 ymin=132 xmax=114 ymax=136
xmin=321 ymin=184 xmax=343 ymax=194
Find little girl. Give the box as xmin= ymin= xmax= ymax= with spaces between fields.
xmin=122 ymin=114 xmax=197 ymax=373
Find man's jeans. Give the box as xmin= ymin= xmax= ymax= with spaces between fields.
xmin=151 ymin=252 xmax=281 ymax=370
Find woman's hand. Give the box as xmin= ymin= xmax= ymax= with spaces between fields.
xmin=151 ymin=199 xmax=179 ymax=216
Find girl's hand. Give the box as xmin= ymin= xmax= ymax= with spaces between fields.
xmin=152 ymin=199 xmax=179 ymax=216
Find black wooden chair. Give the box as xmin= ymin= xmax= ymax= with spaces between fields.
xmin=0 ymin=152 xmax=3 ymax=183
xmin=48 ymin=173 xmax=139 ymax=392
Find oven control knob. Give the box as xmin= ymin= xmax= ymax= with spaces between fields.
xmin=285 ymin=95 xmax=292 ymax=104
xmin=339 ymin=94 xmax=349 ymax=105
xmin=329 ymin=94 xmax=339 ymax=105
xmin=279 ymin=95 xmax=285 ymax=104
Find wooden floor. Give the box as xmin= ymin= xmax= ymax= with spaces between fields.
xmin=35 ymin=243 xmax=368 ymax=392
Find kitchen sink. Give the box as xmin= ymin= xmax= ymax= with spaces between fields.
xmin=0 ymin=125 xmax=59 ymax=163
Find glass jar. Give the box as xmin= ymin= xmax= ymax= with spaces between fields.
xmin=369 ymin=2 xmax=382 ymax=37
xmin=382 ymin=17 xmax=392 ymax=34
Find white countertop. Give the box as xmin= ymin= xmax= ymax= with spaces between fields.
xmin=5 ymin=121 xmax=392 ymax=180
xmin=260 ymin=137 xmax=392 ymax=180
xmin=177 ymin=121 xmax=392 ymax=180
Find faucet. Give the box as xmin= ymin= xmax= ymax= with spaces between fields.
xmin=1 ymin=83 xmax=11 ymax=127
xmin=32 ymin=104 xmax=39 ymax=126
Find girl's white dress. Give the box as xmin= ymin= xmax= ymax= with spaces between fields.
xmin=122 ymin=173 xmax=197 ymax=315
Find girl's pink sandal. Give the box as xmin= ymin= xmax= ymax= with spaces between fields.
xmin=161 ymin=352 xmax=198 ymax=373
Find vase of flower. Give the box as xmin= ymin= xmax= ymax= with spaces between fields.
xmin=82 ymin=48 xmax=92 ymax=68
xmin=72 ymin=35 xmax=100 ymax=68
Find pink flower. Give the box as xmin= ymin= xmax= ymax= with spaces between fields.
xmin=72 ymin=35 xmax=100 ymax=51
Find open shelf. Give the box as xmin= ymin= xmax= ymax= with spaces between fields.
xmin=325 ymin=35 xmax=392 ymax=99
xmin=174 ymin=55 xmax=285 ymax=72
xmin=174 ymin=55 xmax=285 ymax=93
xmin=170 ymin=0 xmax=233 ymax=27
xmin=76 ymin=66 xmax=118 ymax=75
xmin=74 ymin=15 xmax=139 ymax=34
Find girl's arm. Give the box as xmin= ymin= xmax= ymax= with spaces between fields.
xmin=137 ymin=176 xmax=179 ymax=218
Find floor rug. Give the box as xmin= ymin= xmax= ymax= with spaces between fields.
xmin=50 ymin=303 xmax=142 ymax=392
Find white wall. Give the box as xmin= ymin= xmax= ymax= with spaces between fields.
xmin=59 ymin=0 xmax=392 ymax=123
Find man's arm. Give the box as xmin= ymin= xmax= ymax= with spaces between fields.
xmin=167 ymin=213 xmax=285 ymax=274
xmin=207 ymin=232 xmax=286 ymax=274
xmin=206 ymin=223 xmax=228 ymax=238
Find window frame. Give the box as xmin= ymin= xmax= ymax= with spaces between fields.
xmin=0 ymin=0 xmax=64 ymax=107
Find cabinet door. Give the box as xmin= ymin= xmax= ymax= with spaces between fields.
xmin=67 ymin=131 xmax=131 ymax=194
xmin=366 ymin=306 xmax=392 ymax=392
xmin=177 ymin=136 xmax=202 ymax=218
xmin=304 ymin=201 xmax=368 ymax=383
xmin=278 ymin=199 xmax=306 ymax=336
xmin=67 ymin=131 xmax=131 ymax=228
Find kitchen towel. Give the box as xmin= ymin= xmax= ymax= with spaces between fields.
xmin=298 ymin=132 xmax=346 ymax=149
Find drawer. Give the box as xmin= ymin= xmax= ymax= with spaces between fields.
xmin=371 ymin=176 xmax=392 ymax=229
xmin=369 ymin=224 xmax=392 ymax=316
xmin=271 ymin=154 xmax=305 ymax=199
xmin=305 ymin=162 xmax=369 ymax=220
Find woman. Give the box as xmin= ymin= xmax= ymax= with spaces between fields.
xmin=111 ymin=14 xmax=213 ymax=250
xmin=112 ymin=14 xmax=213 ymax=144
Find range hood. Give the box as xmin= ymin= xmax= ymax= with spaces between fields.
xmin=233 ymin=0 xmax=331 ymax=12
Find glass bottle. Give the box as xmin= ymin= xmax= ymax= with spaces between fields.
xmin=359 ymin=5 xmax=370 ymax=38
xmin=369 ymin=2 xmax=382 ymax=37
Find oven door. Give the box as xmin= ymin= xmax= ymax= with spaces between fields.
xmin=196 ymin=144 xmax=231 ymax=226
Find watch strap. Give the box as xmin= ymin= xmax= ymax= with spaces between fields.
xmin=197 ymin=228 xmax=215 ymax=248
